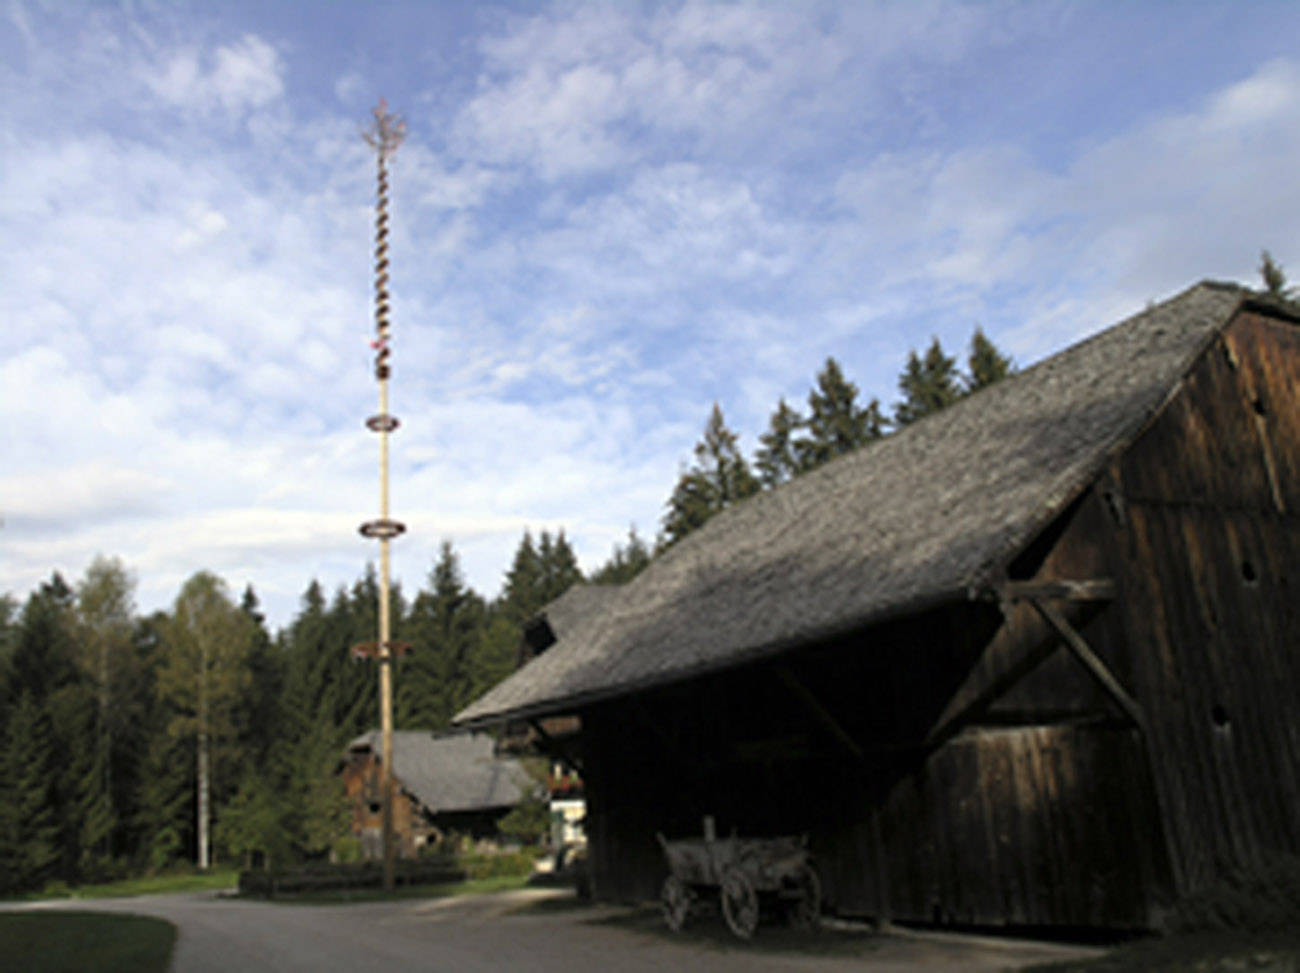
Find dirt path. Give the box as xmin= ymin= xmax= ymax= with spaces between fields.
xmin=10 ymin=889 xmax=1102 ymax=971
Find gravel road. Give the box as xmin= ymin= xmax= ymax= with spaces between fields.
xmin=10 ymin=888 xmax=1100 ymax=972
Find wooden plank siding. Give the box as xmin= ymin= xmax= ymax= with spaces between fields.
xmin=1104 ymin=311 xmax=1300 ymax=894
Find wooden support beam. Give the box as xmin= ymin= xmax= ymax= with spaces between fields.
xmin=998 ymin=578 xmax=1116 ymax=603
xmin=773 ymin=666 xmax=868 ymax=765
xmin=1028 ymin=598 xmax=1146 ymax=732
xmin=527 ymin=718 xmax=584 ymax=776
xmin=924 ymin=636 xmax=1061 ymax=749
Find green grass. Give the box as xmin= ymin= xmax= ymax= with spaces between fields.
xmin=0 ymin=910 xmax=176 ymax=973
xmin=24 ymin=867 xmax=239 ymax=901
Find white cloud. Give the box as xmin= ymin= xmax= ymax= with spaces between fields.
xmin=144 ymin=34 xmax=285 ymax=117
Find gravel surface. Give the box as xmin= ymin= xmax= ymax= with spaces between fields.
xmin=8 ymin=888 xmax=1102 ymax=972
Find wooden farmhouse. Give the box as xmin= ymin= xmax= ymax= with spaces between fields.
xmin=456 ymin=282 xmax=1300 ymax=930
xmin=342 ymin=730 xmax=533 ymax=858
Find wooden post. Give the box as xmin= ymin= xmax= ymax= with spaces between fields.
xmin=359 ymin=100 xmax=407 ymax=893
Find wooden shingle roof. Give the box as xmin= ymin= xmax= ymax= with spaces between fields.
xmin=456 ymin=282 xmax=1259 ymax=729
xmin=348 ymin=730 xmax=533 ymax=813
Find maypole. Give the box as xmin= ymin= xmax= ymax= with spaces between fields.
xmin=356 ymin=99 xmax=408 ymax=893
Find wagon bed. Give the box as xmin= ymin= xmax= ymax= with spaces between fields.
xmin=656 ymin=821 xmax=820 ymax=938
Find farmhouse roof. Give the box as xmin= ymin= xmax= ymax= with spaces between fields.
xmin=347 ymin=730 xmax=532 ymax=813
xmin=456 ymin=281 xmax=1272 ymax=729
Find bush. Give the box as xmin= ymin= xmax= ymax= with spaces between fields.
xmin=457 ymin=851 xmax=537 ymax=882
xmin=1172 ymin=856 xmax=1300 ymax=934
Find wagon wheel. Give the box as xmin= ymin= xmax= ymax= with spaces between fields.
xmin=787 ymin=864 xmax=822 ymax=928
xmin=720 ymin=868 xmax=759 ymax=939
xmin=661 ymin=874 xmax=692 ymax=931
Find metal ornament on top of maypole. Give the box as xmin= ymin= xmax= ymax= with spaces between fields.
xmin=355 ymin=98 xmax=409 ymax=893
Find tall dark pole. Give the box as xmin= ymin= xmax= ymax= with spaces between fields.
xmin=359 ymin=99 xmax=406 ymax=893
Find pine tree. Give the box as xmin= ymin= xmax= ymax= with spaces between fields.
xmin=662 ymin=403 xmax=760 ymax=545
xmin=755 ymin=398 xmax=803 ymax=487
xmin=894 ymin=338 xmax=961 ymax=426
xmin=794 ymin=358 xmax=883 ymax=472
xmin=965 ymin=326 xmax=1015 ymax=393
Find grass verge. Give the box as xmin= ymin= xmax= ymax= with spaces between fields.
xmin=0 ymin=910 xmax=176 ymax=973
xmin=23 ymin=868 xmax=240 ymax=901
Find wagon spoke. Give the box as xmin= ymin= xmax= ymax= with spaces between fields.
xmin=661 ymin=875 xmax=692 ymax=931
xmin=720 ymin=868 xmax=759 ymax=939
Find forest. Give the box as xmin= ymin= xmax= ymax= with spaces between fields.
xmin=0 ymin=327 xmax=1010 ymax=895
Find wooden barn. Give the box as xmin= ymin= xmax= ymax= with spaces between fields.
xmin=342 ymin=730 xmax=533 ymax=858
xmin=456 ymin=281 xmax=1300 ymax=930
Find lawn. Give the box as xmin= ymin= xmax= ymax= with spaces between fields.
xmin=37 ymin=867 xmax=240 ymax=900
xmin=0 ymin=910 xmax=176 ymax=973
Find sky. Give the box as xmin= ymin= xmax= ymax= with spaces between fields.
xmin=2 ymin=0 xmax=1298 ymax=632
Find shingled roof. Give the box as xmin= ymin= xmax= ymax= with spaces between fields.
xmin=347 ymin=730 xmax=533 ymax=813
xmin=456 ymin=282 xmax=1260 ymax=729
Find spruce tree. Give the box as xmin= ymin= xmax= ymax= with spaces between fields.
xmin=894 ymin=337 xmax=961 ymax=426
xmin=3 ymin=693 xmax=62 ymax=890
xmin=662 ymin=403 xmax=760 ymax=545
xmin=793 ymin=358 xmax=882 ymax=472
xmin=755 ymin=398 xmax=803 ymax=487
xmin=538 ymin=530 xmax=583 ymax=604
xmin=502 ymin=532 xmax=543 ymax=625
xmin=965 ymin=326 xmax=1015 ymax=392
xmin=591 ymin=527 xmax=652 ymax=584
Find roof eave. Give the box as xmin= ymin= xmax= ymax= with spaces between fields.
xmin=454 ymin=586 xmax=970 ymax=730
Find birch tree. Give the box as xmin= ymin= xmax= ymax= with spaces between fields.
xmin=157 ymin=572 xmax=254 ymax=870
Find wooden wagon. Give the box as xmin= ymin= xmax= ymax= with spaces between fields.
xmin=656 ymin=820 xmax=821 ymax=938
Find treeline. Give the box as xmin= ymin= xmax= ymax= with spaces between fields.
xmin=658 ymin=327 xmax=1014 ymax=545
xmin=0 ymin=535 xmax=588 ymax=894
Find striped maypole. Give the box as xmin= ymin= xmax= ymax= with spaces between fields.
xmin=357 ymin=99 xmax=408 ymax=893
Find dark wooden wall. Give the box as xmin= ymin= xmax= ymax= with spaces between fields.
xmin=1101 ymin=310 xmax=1300 ymax=893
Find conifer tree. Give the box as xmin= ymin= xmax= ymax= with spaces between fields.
xmin=794 ymin=358 xmax=884 ymax=472
xmin=965 ymin=326 xmax=1015 ymax=392
xmin=591 ymin=526 xmax=652 ymax=584
xmin=662 ymin=403 xmax=760 ymax=545
xmin=894 ymin=337 xmax=961 ymax=426
xmin=399 ymin=541 xmax=487 ymax=728
xmin=755 ymin=398 xmax=803 ymax=487
xmin=503 ymin=532 xmax=543 ymax=625
xmin=538 ymin=530 xmax=583 ymax=604
xmin=2 ymin=693 xmax=62 ymax=890
xmin=1259 ymin=249 xmax=1295 ymax=299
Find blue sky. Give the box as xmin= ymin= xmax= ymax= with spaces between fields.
xmin=2 ymin=0 xmax=1298 ymax=630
